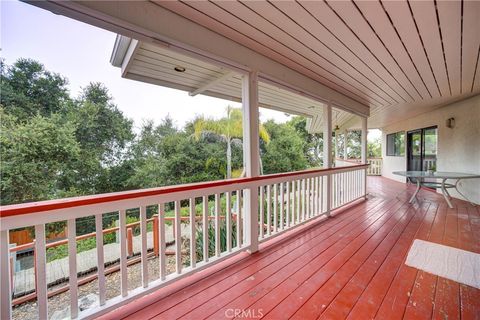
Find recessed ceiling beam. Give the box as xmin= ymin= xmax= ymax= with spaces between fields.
xmin=189 ymin=72 xmax=234 ymax=97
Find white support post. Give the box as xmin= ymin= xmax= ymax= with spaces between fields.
xmin=343 ymin=130 xmax=348 ymax=160
xmin=334 ymin=131 xmax=338 ymax=164
xmin=361 ymin=117 xmax=368 ymax=164
xmin=67 ymin=219 xmax=78 ymax=319
xmin=361 ymin=116 xmax=368 ymax=198
xmin=35 ymin=224 xmax=48 ymax=319
xmin=323 ymin=103 xmax=332 ymax=217
xmin=242 ymin=71 xmax=260 ymax=253
xmin=0 ymin=230 xmax=11 ymax=320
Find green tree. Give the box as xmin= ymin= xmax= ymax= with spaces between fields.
xmin=129 ymin=117 xmax=230 ymax=188
xmin=288 ymin=116 xmax=324 ymax=167
xmin=262 ymin=120 xmax=308 ymax=174
xmin=368 ymin=136 xmax=382 ymax=158
xmin=193 ymin=106 xmax=270 ymax=178
xmin=0 ymin=58 xmax=70 ymax=120
xmin=347 ymin=130 xmax=361 ymax=159
xmin=63 ymin=82 xmax=135 ymax=194
xmin=0 ymin=107 xmax=80 ymax=204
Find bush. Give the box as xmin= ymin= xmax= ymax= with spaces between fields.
xmin=195 ymin=220 xmax=238 ymax=262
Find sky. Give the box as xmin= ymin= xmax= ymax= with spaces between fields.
xmin=1 ymin=0 xmax=289 ymax=132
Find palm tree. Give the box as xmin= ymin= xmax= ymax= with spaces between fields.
xmin=193 ymin=106 xmax=270 ymax=179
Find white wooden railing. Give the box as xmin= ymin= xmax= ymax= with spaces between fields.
xmin=0 ymin=164 xmax=367 ymax=320
xmin=335 ymin=158 xmax=382 ymax=176
xmin=424 ymin=158 xmax=437 ymax=171
xmin=366 ymin=158 xmax=382 ymax=176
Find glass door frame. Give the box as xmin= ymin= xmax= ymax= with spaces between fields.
xmin=406 ymin=125 xmax=438 ymax=172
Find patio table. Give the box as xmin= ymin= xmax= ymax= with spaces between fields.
xmin=392 ymin=171 xmax=480 ymax=208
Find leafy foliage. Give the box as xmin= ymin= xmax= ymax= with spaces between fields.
xmin=195 ymin=221 xmax=237 ymax=262
xmin=262 ymin=120 xmax=309 ymax=174
xmin=193 ymin=106 xmax=270 ymax=178
xmin=0 ymin=108 xmax=80 ymax=204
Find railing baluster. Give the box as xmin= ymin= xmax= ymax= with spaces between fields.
xmin=357 ymin=170 xmax=360 ymax=198
xmin=226 ymin=192 xmax=232 ymax=251
xmin=326 ymin=173 xmax=332 ymax=216
xmin=291 ymin=180 xmax=296 ymax=225
xmin=34 ymin=224 xmax=48 ymax=319
xmin=267 ymin=185 xmax=272 ymax=236
xmin=314 ymin=177 xmax=317 ymax=216
xmin=306 ymin=178 xmax=310 ymax=218
xmin=317 ymin=176 xmax=321 ymax=216
xmin=259 ymin=188 xmax=264 ymax=239
xmin=236 ymin=191 xmax=242 ymax=248
xmin=336 ymin=174 xmax=339 ymax=208
xmin=338 ymin=174 xmax=341 ymax=207
xmin=202 ymin=196 xmax=209 ymax=262
xmin=297 ymin=180 xmax=301 ymax=222
xmin=273 ymin=184 xmax=278 ymax=232
xmin=189 ymin=198 xmax=196 ymax=268
xmin=280 ymin=182 xmax=284 ymax=230
xmin=312 ymin=177 xmax=315 ymax=216
xmin=332 ymin=175 xmax=336 ymax=210
xmin=140 ymin=206 xmax=148 ymax=288
xmin=95 ymin=214 xmax=106 ymax=305
xmin=349 ymin=171 xmax=352 ymax=199
xmin=315 ymin=177 xmax=321 ymax=215
xmin=351 ymin=171 xmax=354 ymax=201
xmin=357 ymin=169 xmax=360 ymax=197
xmin=67 ymin=219 xmax=78 ymax=318
xmin=215 ymin=194 xmax=221 ymax=257
xmin=174 ymin=200 xmax=182 ymax=274
xmin=301 ymin=179 xmax=306 ymax=221
xmin=286 ymin=181 xmax=290 ymax=228
xmin=353 ymin=170 xmax=356 ymax=199
xmin=364 ymin=168 xmax=367 ymax=197
xmin=347 ymin=172 xmax=350 ymax=202
xmin=158 ymin=204 xmax=166 ymax=280
xmin=119 ymin=210 xmax=128 ymax=294
xmin=0 ymin=230 xmax=11 ymax=320
xmin=310 ymin=178 xmax=315 ymax=218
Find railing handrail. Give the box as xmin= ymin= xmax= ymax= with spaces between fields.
xmin=335 ymin=157 xmax=382 ymax=160
xmin=0 ymin=164 xmax=368 ymax=218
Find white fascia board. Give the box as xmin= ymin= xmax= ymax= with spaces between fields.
xmin=26 ymin=0 xmax=369 ymax=117
xmin=110 ymin=35 xmax=131 ymax=67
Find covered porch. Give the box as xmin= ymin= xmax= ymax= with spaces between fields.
xmin=100 ymin=176 xmax=480 ymax=320
xmin=1 ymin=1 xmax=480 ymax=319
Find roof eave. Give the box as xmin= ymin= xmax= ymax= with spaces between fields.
xmin=110 ymin=34 xmax=132 ymax=67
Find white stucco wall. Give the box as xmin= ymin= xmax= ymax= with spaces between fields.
xmin=381 ymin=94 xmax=480 ymax=204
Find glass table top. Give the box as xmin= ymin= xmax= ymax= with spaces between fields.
xmin=392 ymin=171 xmax=480 ymax=179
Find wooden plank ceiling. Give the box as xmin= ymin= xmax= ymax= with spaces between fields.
xmin=148 ymin=0 xmax=480 ymax=128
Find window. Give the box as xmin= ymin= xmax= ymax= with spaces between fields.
xmin=386 ymin=131 xmax=405 ymax=156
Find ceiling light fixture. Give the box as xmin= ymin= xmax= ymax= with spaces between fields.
xmin=174 ymin=66 xmax=186 ymax=72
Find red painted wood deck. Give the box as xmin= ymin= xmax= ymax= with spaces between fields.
xmin=102 ymin=177 xmax=480 ymax=320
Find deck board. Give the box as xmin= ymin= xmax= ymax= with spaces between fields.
xmin=101 ymin=177 xmax=479 ymax=320
xmin=205 ymin=199 xmax=404 ymax=319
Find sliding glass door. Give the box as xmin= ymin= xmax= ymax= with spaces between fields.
xmin=407 ymin=126 xmax=437 ymax=172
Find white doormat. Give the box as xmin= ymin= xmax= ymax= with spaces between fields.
xmin=405 ymin=239 xmax=480 ymax=289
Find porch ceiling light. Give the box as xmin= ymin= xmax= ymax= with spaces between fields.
xmin=174 ymin=66 xmax=186 ymax=72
